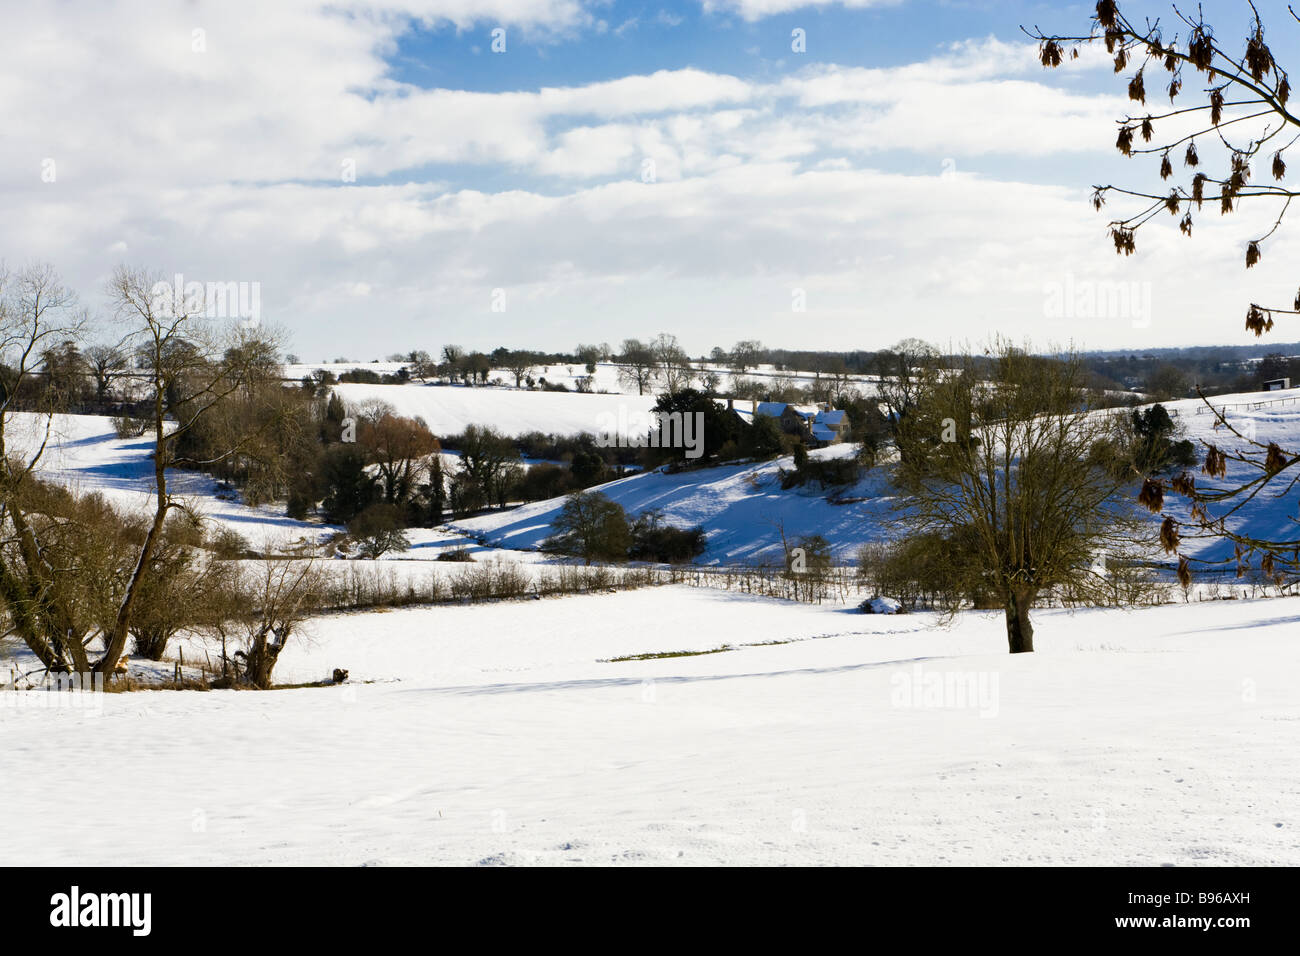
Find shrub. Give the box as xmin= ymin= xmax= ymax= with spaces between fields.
xmin=780 ymin=453 xmax=860 ymax=489
xmin=112 ymin=414 xmax=147 ymax=439
xmin=436 ymin=547 xmax=475 ymax=562
xmin=347 ymin=503 xmax=411 ymax=558
xmin=543 ymin=491 xmax=631 ymax=563
xmin=516 ymin=462 xmax=575 ymax=502
xmin=782 ymin=533 xmax=835 ymax=602
xmin=739 ymin=413 xmax=784 ymax=459
xmin=857 ymin=531 xmax=984 ymax=610
xmin=629 ymin=510 xmax=707 ymax=563
xmin=209 ymin=527 xmax=253 ymax=560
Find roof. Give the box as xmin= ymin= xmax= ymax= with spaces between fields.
xmin=810 ymin=424 xmax=837 ymax=442
xmin=816 ymin=409 xmax=846 ymax=426
xmin=754 ymin=402 xmax=788 ymax=418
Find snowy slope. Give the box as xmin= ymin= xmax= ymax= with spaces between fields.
xmin=1155 ymin=390 xmax=1300 ymax=568
xmin=8 ymin=412 xmax=326 ymax=549
xmin=2 ymin=587 xmax=1297 ymax=865
xmin=15 ymin=387 xmax=1300 ymax=573
xmin=452 ymin=387 xmax=1300 ymax=569
xmin=452 ymin=444 xmax=896 ymax=565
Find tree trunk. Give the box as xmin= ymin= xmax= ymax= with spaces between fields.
xmin=96 ymin=391 xmax=170 ymax=676
xmin=1004 ymin=589 xmax=1035 ymax=653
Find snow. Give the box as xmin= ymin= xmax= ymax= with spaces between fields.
xmin=15 ymin=384 xmax=1300 ymax=577
xmin=4 ymin=386 xmax=1300 ymax=866
xmin=453 ymin=443 xmax=896 ymax=565
xmin=2 ymin=586 xmax=1297 ymax=865
xmin=286 ymin=360 xmax=880 ymax=400
xmin=332 ymin=381 xmax=660 ymax=440
xmin=1154 ymin=390 xmax=1300 ymax=567
xmin=450 ymin=387 xmax=1300 ymax=570
xmin=7 ymin=412 xmax=325 ymax=550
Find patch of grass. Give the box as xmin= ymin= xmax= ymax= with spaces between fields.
xmin=603 ymin=633 xmax=861 ymax=663
xmin=104 ymin=676 xmax=211 ymax=692
xmin=605 ymin=646 xmax=733 ymax=661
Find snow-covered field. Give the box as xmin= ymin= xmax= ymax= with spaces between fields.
xmin=3 ymin=388 xmax=1300 ymax=866
xmin=332 ymin=381 xmax=660 ymax=441
xmin=287 ymin=360 xmax=880 ymax=400
xmin=311 ymin=358 xmax=879 ymax=441
xmin=3 ymin=586 xmax=1297 ymax=865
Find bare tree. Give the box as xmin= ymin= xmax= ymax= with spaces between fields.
xmin=501 ymin=349 xmax=540 ymax=388
xmin=92 ymin=265 xmax=283 ymax=676
xmin=650 ymin=332 xmax=692 ymax=396
xmin=84 ymin=343 xmax=129 ymax=407
xmin=457 ymin=424 xmax=523 ymax=509
xmin=616 ymin=338 xmax=657 ymax=395
xmin=405 ymin=350 xmax=434 ymax=382
xmin=729 ymin=339 xmax=765 ymax=375
xmin=226 ymin=558 xmax=325 ymax=689
xmin=357 ymin=413 xmax=440 ymax=504
xmin=575 ymin=343 xmax=603 ymax=373
xmin=874 ymin=338 xmax=939 ymax=424
xmin=0 ymin=263 xmax=92 ymax=672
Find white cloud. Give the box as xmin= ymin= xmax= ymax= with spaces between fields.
xmin=0 ymin=1 xmax=1266 ymax=357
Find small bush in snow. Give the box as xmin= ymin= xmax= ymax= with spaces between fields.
xmin=859 ymin=596 xmax=903 ymax=615
xmin=347 ymin=503 xmax=411 ymax=559
xmin=543 ymin=491 xmax=632 ymax=564
xmin=111 ymin=414 xmax=146 ymax=439
xmin=436 ymin=547 xmax=475 ymax=562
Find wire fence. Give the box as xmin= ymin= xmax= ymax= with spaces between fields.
xmin=1193 ymin=394 xmax=1300 ymax=415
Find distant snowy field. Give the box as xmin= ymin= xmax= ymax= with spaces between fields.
xmin=285 ymin=360 xmax=880 ymax=399
xmin=331 ymin=381 xmax=660 ymax=441
xmin=2 ymin=587 xmax=1297 ymax=865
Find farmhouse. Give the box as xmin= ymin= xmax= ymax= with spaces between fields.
xmin=746 ymin=402 xmax=847 ymax=447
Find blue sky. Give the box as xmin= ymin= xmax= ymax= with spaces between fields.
xmin=5 ymin=0 xmax=1299 ymax=359
xmin=389 ymin=1 xmax=1009 ymax=88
